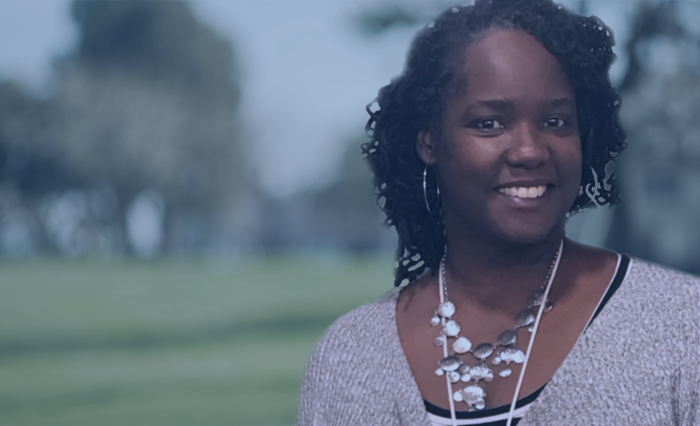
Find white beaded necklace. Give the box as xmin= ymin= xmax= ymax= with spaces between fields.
xmin=433 ymin=240 xmax=564 ymax=426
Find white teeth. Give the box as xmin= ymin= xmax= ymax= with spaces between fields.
xmin=498 ymin=186 xmax=547 ymax=199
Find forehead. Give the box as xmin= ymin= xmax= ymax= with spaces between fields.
xmin=451 ymin=29 xmax=573 ymax=102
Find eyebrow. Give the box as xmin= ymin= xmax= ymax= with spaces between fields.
xmin=469 ymin=97 xmax=575 ymax=110
xmin=546 ymin=98 xmax=575 ymax=108
xmin=472 ymin=99 xmax=513 ymax=110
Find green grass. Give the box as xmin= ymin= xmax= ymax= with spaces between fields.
xmin=0 ymin=255 xmax=393 ymax=425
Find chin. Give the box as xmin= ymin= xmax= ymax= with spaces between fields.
xmin=494 ymin=219 xmax=562 ymax=245
xmin=500 ymin=232 xmax=549 ymax=245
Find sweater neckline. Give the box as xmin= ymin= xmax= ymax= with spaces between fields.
xmin=385 ymin=254 xmax=633 ymax=426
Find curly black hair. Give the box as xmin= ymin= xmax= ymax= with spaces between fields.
xmin=362 ymin=0 xmax=627 ymax=287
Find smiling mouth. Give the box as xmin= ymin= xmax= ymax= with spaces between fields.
xmin=498 ymin=185 xmax=547 ymax=199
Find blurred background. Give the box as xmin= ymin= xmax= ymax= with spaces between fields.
xmin=0 ymin=0 xmax=698 ymax=424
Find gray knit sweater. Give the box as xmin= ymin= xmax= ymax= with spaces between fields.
xmin=298 ymin=258 xmax=700 ymax=425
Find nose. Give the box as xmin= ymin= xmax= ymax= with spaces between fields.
xmin=505 ymin=122 xmax=549 ymax=169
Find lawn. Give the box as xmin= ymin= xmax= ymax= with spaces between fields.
xmin=0 ymin=255 xmax=393 ymax=425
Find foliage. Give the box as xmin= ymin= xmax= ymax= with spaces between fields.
xmin=46 ymin=0 xmax=245 ymax=208
xmin=0 ymin=0 xmax=249 ymax=256
xmin=309 ymin=138 xmax=390 ymax=252
xmin=70 ymin=0 xmax=239 ymax=106
xmin=0 ymin=82 xmax=84 ymax=195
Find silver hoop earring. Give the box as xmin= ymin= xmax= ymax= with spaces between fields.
xmin=423 ymin=165 xmax=440 ymax=214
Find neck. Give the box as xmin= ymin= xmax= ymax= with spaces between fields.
xmin=443 ymin=226 xmax=566 ymax=312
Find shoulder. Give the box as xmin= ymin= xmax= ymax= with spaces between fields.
xmin=597 ymin=256 xmax=700 ymax=352
xmin=524 ymin=258 xmax=700 ymax=424
xmin=297 ymin=288 xmax=412 ymax=425
xmin=631 ymin=259 xmax=700 ymax=426
xmin=621 ymin=256 xmax=700 ymax=308
xmin=303 ymin=288 xmax=402 ymax=381
xmin=625 ymin=256 xmax=700 ymax=285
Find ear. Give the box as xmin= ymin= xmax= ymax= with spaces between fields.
xmin=416 ymin=129 xmax=437 ymax=165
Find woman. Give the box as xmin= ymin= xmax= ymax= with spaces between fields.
xmin=298 ymin=1 xmax=700 ymax=425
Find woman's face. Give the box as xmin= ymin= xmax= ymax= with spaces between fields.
xmin=418 ymin=29 xmax=582 ymax=244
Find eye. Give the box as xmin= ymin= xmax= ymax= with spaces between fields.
xmin=474 ymin=119 xmax=505 ymax=130
xmin=544 ymin=117 xmax=567 ymax=128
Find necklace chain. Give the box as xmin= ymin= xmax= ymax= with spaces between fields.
xmin=432 ymin=247 xmax=561 ymax=411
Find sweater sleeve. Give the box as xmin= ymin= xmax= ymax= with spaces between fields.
xmin=296 ymin=293 xmax=408 ymax=426
xmin=685 ymin=284 xmax=700 ymax=426
xmin=299 ymin=323 xmax=380 ymax=425
xmin=296 ymin=310 xmax=382 ymax=426
xmin=297 ymin=326 xmax=335 ymax=426
xmin=673 ymin=270 xmax=700 ymax=426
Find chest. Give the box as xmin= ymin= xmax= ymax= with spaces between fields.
xmin=390 ymin=311 xmax=682 ymax=426
xmin=399 ymin=302 xmax=592 ymax=411
xmin=396 ymin=267 xmax=619 ymax=412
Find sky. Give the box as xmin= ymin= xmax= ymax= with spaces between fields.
xmin=0 ymin=0 xmax=633 ymax=197
xmin=0 ymin=0 xmax=76 ymax=91
xmin=190 ymin=0 xmax=418 ymax=196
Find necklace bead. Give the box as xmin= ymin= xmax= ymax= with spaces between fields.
xmin=497 ymin=329 xmax=518 ymax=346
xmin=500 ymin=345 xmax=525 ymax=364
xmin=528 ymin=289 xmax=546 ymax=308
xmin=453 ymin=336 xmax=472 ymax=354
xmin=462 ymin=385 xmax=485 ymax=405
xmin=439 ymin=355 xmax=462 ymax=371
xmin=472 ymin=343 xmax=494 ymax=360
xmin=443 ymin=320 xmax=461 ymax=336
xmin=438 ymin=301 xmax=456 ymax=318
xmin=514 ymin=309 xmax=535 ymax=328
xmin=468 ymin=363 xmax=493 ymax=381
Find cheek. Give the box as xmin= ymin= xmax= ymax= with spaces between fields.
xmin=439 ymin=135 xmax=502 ymax=174
xmin=562 ymin=141 xmax=583 ymax=189
xmin=434 ymin=138 xmax=498 ymax=203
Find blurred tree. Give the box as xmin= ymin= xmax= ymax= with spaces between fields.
xmin=259 ymin=137 xmax=390 ymax=253
xmin=353 ymin=1 xmax=448 ymax=37
xmin=70 ymin=0 xmax=239 ymax=106
xmin=617 ymin=0 xmax=686 ymax=92
xmin=609 ymin=0 xmax=700 ymax=273
xmin=618 ymin=68 xmax=700 ymax=273
xmin=0 ymin=81 xmax=84 ymax=195
xmin=309 ymin=138 xmax=390 ymax=252
xmin=0 ymin=81 xmax=87 ymax=255
xmin=38 ymin=0 xmax=247 ymax=253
